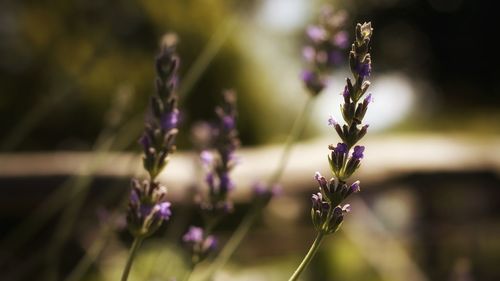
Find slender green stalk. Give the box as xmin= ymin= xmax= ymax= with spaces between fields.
xmin=288 ymin=232 xmax=325 ymax=281
xmin=121 ymin=237 xmax=144 ymax=281
xmin=267 ymin=96 xmax=314 ymax=185
xmin=196 ymin=96 xmax=315 ymax=281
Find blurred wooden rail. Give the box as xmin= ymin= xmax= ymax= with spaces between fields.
xmin=0 ymin=134 xmax=499 ymax=202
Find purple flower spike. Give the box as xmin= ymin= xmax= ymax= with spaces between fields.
xmin=349 ymin=181 xmax=361 ymax=193
xmin=158 ymin=202 xmax=172 ymax=220
xmin=183 ymin=226 xmax=204 ymax=243
xmin=352 ymin=145 xmax=365 ymax=159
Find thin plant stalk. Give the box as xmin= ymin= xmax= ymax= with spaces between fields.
xmin=288 ymin=232 xmax=325 ymax=281
xmin=120 ymin=237 xmax=144 ymax=281
xmin=195 ymin=96 xmax=315 ymax=281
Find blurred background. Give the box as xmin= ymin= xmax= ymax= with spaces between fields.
xmin=0 ymin=0 xmax=499 ymax=280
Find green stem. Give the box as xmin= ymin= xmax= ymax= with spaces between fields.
xmin=288 ymin=232 xmax=325 ymax=281
xmin=121 ymin=237 xmax=144 ymax=281
xmin=267 ymin=96 xmax=314 ymax=185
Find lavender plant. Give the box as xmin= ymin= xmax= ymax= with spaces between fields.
xmin=289 ymin=22 xmax=374 ymax=281
xmin=183 ymin=90 xmax=240 ymax=268
xmin=199 ymin=7 xmax=350 ymax=279
xmin=121 ymin=41 xmax=180 ymax=281
xmin=301 ymin=6 xmax=349 ymax=95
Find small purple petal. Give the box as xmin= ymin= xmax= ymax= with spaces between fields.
xmin=183 ymin=226 xmax=203 ymax=243
xmin=349 ymin=181 xmax=361 ymax=193
xmin=352 ymin=145 xmax=365 ymax=159
xmin=328 ymin=115 xmax=337 ymax=126
xmin=364 ymin=93 xmax=373 ymax=104
xmin=158 ymin=202 xmax=172 ymax=220
xmin=342 ymin=85 xmax=350 ymax=98
xmin=306 ymin=25 xmax=327 ymax=42
xmin=335 ymin=143 xmax=348 ymax=154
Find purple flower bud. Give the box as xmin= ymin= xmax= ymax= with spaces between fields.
xmin=222 ymin=115 xmax=235 ymax=130
xmin=183 ymin=226 xmax=204 ymax=243
xmin=328 ymin=115 xmax=337 ymax=126
xmin=158 ymin=202 xmax=172 ymax=220
xmin=200 ymin=150 xmax=213 ymax=167
xmin=364 ymin=93 xmax=373 ymax=104
xmin=352 ymin=145 xmax=365 ymax=159
xmin=301 ymin=70 xmax=326 ymax=94
xmin=203 ymin=235 xmax=217 ymax=251
xmin=335 ymin=143 xmax=348 ymax=154
xmin=314 ymin=172 xmax=328 ymax=188
xmin=312 ymin=192 xmax=323 ymax=207
xmin=130 ymin=189 xmax=140 ymax=205
xmin=220 ymin=172 xmax=234 ymax=191
xmin=349 ymin=181 xmax=361 ymax=193
xmin=161 ymin=109 xmax=179 ymax=131
xmin=333 ymin=31 xmax=349 ymax=48
xmin=342 ymin=85 xmax=350 ymax=98
xmin=302 ymin=46 xmax=315 ymax=62
xmin=357 ymin=62 xmax=371 ymax=78
xmin=306 ymin=25 xmax=327 ymax=42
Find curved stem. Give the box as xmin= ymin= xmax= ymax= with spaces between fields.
xmin=121 ymin=237 xmax=144 ymax=281
xmin=197 ymin=96 xmax=315 ymax=281
xmin=288 ymin=232 xmax=325 ymax=281
xmin=267 ymin=96 xmax=314 ymax=185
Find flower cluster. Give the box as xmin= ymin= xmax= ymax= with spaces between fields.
xmin=199 ymin=90 xmax=240 ymax=216
xmin=183 ymin=90 xmax=240 ymax=264
xmin=301 ymin=5 xmax=349 ymax=95
xmin=311 ymin=22 xmax=373 ymax=235
xmin=126 ymin=42 xmax=180 ymax=238
xmin=182 ymin=226 xmax=217 ymax=265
